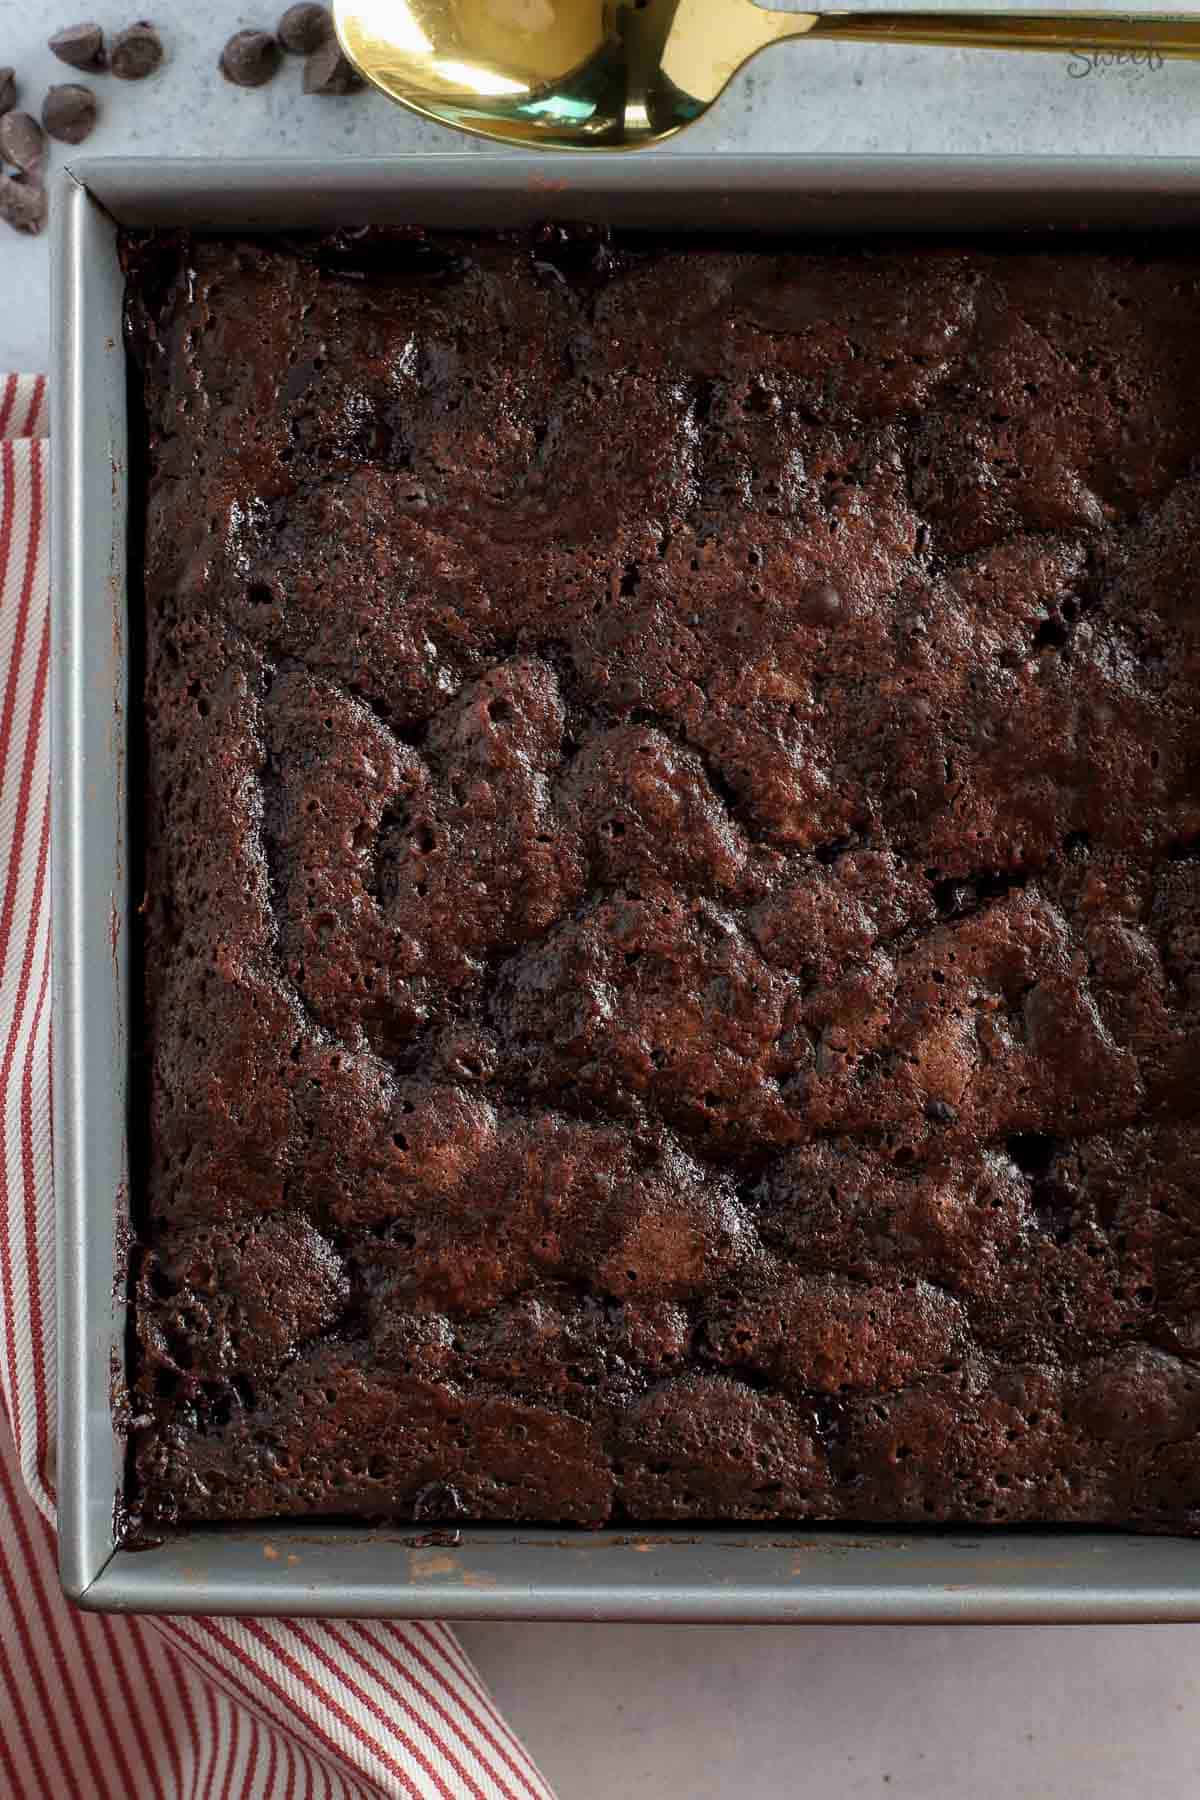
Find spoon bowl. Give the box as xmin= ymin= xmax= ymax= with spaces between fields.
xmin=334 ymin=0 xmax=695 ymax=147
xmin=334 ymin=0 xmax=1200 ymax=148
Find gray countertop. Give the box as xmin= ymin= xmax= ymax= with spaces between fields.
xmin=7 ymin=1 xmax=1200 ymax=1790
xmin=458 ymin=1621 xmax=1200 ymax=1797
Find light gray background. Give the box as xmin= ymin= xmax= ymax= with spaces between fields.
xmin=7 ymin=0 xmax=1200 ymax=1791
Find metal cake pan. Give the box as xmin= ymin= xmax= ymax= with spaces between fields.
xmin=52 ymin=153 xmax=1200 ymax=1619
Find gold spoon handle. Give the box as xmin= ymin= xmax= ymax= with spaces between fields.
xmin=766 ymin=9 xmax=1200 ymax=56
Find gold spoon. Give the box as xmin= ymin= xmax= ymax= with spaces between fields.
xmin=333 ymin=0 xmax=1200 ymax=149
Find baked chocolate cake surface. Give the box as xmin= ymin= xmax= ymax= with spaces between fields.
xmin=127 ymin=227 xmax=1200 ymax=1532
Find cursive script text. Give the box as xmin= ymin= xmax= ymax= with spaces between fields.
xmin=1067 ymin=45 xmax=1166 ymax=77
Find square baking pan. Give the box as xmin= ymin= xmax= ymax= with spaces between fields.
xmin=52 ymin=152 xmax=1200 ymax=1619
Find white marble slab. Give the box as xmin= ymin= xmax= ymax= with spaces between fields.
xmin=459 ymin=1621 xmax=1200 ymax=1799
xmin=7 ymin=2 xmax=1200 ymax=1793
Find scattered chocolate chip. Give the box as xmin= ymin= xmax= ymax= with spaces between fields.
xmin=219 ymin=29 xmax=282 ymax=88
xmin=925 ymin=1099 xmax=959 ymax=1125
xmin=0 ymin=172 xmax=47 ymax=235
xmin=0 ymin=110 xmax=45 ymax=171
xmin=41 ymin=83 xmax=98 ymax=144
xmin=303 ymin=35 xmax=364 ymax=94
xmin=110 ymin=20 xmax=163 ymax=80
xmin=277 ymin=3 xmax=332 ymax=54
xmin=49 ymin=22 xmax=106 ymax=70
xmin=0 ymin=69 xmax=17 ymax=117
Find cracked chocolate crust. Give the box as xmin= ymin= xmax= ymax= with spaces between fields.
xmin=125 ymin=226 xmax=1200 ymax=1531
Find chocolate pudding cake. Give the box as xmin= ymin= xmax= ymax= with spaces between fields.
xmin=124 ymin=227 xmax=1200 ymax=1533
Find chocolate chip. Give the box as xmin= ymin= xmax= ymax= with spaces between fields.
xmin=412 ymin=1480 xmax=466 ymax=1522
xmin=798 ymin=579 xmax=843 ymax=624
xmin=0 ymin=172 xmax=46 ymax=236
xmin=0 ymin=110 xmax=45 ymax=171
xmin=0 ymin=69 xmax=15 ymax=117
xmin=41 ymin=83 xmax=98 ymax=143
xmin=925 ymin=1099 xmax=959 ymax=1124
xmin=303 ymin=36 xmax=364 ymax=94
xmin=219 ymin=29 xmax=282 ymax=88
xmin=277 ymin=3 xmax=332 ymax=54
xmin=110 ymin=20 xmax=163 ymax=80
xmin=49 ymin=22 xmax=107 ymax=70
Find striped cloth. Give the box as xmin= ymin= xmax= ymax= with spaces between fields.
xmin=0 ymin=372 xmax=556 ymax=1800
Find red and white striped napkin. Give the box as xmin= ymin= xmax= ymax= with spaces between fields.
xmin=0 ymin=372 xmax=556 ymax=1800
